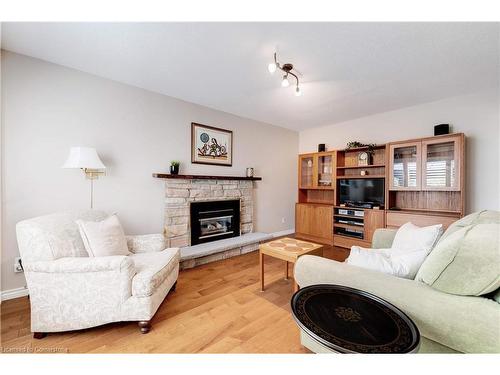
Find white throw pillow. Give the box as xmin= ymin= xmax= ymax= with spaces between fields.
xmin=346 ymin=222 xmax=443 ymax=279
xmin=346 ymin=247 xmax=404 ymax=275
xmin=346 ymin=246 xmax=427 ymax=279
xmin=391 ymin=222 xmax=443 ymax=255
xmin=76 ymin=214 xmax=130 ymax=257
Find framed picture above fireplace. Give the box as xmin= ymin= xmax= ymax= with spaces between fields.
xmin=191 ymin=122 xmax=233 ymax=166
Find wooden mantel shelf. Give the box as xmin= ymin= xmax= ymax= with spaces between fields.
xmin=152 ymin=173 xmax=262 ymax=181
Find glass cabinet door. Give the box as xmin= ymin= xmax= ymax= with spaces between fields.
xmin=422 ymin=136 xmax=461 ymax=191
xmin=389 ymin=142 xmax=421 ymax=190
xmin=299 ymin=155 xmax=315 ymax=188
xmin=317 ymin=153 xmax=334 ymax=188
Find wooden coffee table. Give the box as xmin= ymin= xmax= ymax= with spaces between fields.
xmin=259 ymin=237 xmax=323 ymax=292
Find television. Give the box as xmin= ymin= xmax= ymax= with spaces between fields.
xmin=338 ymin=178 xmax=385 ymax=207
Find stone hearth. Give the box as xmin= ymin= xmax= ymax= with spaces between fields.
xmin=179 ymin=232 xmax=272 ymax=270
xmin=163 ymin=178 xmax=254 ymax=248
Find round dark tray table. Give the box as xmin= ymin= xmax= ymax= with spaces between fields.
xmin=291 ymin=284 xmax=420 ymax=353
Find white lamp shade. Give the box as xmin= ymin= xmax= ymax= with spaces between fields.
xmin=62 ymin=147 xmax=106 ymax=169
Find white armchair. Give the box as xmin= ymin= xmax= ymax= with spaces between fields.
xmin=16 ymin=210 xmax=180 ymax=338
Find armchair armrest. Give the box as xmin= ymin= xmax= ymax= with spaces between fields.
xmin=372 ymin=228 xmax=397 ymax=249
xmin=24 ymin=256 xmax=133 ymax=273
xmin=126 ymin=234 xmax=166 ymax=253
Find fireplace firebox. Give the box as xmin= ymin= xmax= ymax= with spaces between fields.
xmin=190 ymin=200 xmax=240 ymax=245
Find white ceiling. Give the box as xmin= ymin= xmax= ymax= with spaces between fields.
xmin=2 ymin=22 xmax=498 ymax=131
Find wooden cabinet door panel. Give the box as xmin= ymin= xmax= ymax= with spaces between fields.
xmin=298 ymin=154 xmax=316 ymax=189
xmin=363 ymin=210 xmax=385 ymax=243
xmin=389 ymin=141 xmax=422 ymax=191
xmin=421 ymin=134 xmax=462 ymax=191
xmin=295 ymin=204 xmax=333 ymax=244
xmin=310 ymin=205 xmax=333 ymax=240
xmin=295 ymin=203 xmax=311 ymax=235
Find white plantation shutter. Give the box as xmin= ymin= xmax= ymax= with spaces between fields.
xmin=393 ymin=163 xmax=404 ymax=187
xmin=393 ymin=162 xmax=417 ymax=187
xmin=407 ymin=162 xmax=417 ymax=187
xmin=426 ymin=160 xmax=455 ymax=187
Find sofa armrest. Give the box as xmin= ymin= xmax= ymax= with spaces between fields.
xmin=126 ymin=234 xmax=166 ymax=253
xmin=372 ymin=228 xmax=397 ymax=249
xmin=294 ymin=255 xmax=500 ymax=353
xmin=24 ymin=256 xmax=133 ymax=273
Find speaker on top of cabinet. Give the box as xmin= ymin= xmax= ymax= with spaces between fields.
xmin=318 ymin=144 xmax=326 ymax=152
xmin=434 ymin=124 xmax=450 ymax=136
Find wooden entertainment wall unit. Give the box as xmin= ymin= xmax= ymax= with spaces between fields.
xmin=295 ymin=133 xmax=465 ymax=248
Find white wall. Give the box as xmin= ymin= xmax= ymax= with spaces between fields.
xmin=300 ymin=89 xmax=500 ymax=213
xmin=1 ymin=51 xmax=299 ymax=292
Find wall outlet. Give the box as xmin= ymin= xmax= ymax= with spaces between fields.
xmin=281 ymin=217 xmax=286 ymax=224
xmin=14 ymin=257 xmax=23 ymax=273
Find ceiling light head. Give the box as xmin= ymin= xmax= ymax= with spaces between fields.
xmin=268 ymin=53 xmax=301 ymax=95
xmin=281 ymin=75 xmax=290 ymax=87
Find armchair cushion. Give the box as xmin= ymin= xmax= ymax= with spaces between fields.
xmin=126 ymin=234 xmax=167 ymax=253
xmin=131 ymin=248 xmax=180 ymax=297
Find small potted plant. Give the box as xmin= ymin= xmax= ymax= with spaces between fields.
xmin=170 ymin=160 xmax=180 ymax=175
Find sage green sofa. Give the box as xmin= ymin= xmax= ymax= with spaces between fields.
xmin=294 ymin=210 xmax=500 ymax=353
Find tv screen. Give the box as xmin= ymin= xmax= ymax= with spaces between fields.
xmin=338 ymin=178 xmax=385 ymax=207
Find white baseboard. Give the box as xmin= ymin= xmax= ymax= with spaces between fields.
xmin=1 ymin=286 xmax=29 ymax=302
xmin=270 ymin=228 xmax=295 ymax=238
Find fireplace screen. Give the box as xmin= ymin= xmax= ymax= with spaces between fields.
xmin=199 ymin=213 xmax=233 ymax=239
xmin=190 ymin=200 xmax=240 ymax=245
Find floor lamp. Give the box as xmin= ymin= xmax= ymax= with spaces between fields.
xmin=62 ymin=147 xmax=106 ymax=209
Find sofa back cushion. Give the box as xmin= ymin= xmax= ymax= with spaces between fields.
xmin=416 ymin=223 xmax=500 ymax=296
xmin=16 ymin=210 xmax=108 ymax=262
xmin=438 ymin=210 xmax=500 ymax=243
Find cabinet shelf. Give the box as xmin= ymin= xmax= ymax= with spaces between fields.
xmin=334 ymin=213 xmax=365 ymax=219
xmin=334 ymin=223 xmax=365 ymax=231
xmin=336 ymin=164 xmax=385 ymax=169
xmin=338 ymin=175 xmax=386 ymax=179
xmin=334 ymin=206 xmax=384 ymax=211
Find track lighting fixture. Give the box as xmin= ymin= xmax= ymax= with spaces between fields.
xmin=268 ymin=52 xmax=302 ymax=96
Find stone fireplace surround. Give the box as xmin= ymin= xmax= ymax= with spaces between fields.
xmin=161 ymin=176 xmax=271 ymax=269
xmin=164 ymin=178 xmax=254 ymax=247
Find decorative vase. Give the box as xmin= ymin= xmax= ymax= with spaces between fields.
xmin=170 ymin=165 xmax=179 ymax=175
xmin=246 ymin=168 xmax=254 ymax=177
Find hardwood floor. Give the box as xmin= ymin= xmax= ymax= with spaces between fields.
xmin=0 ymin=242 xmax=348 ymax=353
